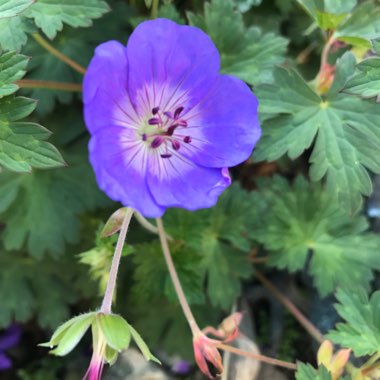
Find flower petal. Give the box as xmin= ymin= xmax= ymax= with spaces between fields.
xmin=147 ymin=152 xmax=230 ymax=210
xmin=126 ymin=19 xmax=220 ymax=114
xmin=0 ymin=353 xmax=11 ymax=371
xmin=89 ymin=126 xmax=165 ymax=217
xmin=178 ymin=75 xmax=261 ymax=167
xmin=83 ymin=40 xmax=140 ymax=134
xmin=0 ymin=325 xmax=21 ymax=351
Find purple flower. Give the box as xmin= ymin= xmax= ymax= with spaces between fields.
xmin=0 ymin=325 xmax=21 ymax=371
xmin=83 ymin=19 xmax=261 ymax=217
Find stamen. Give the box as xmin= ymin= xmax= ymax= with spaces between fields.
xmin=142 ymin=133 xmax=147 ymax=141
xmin=176 ymin=120 xmax=188 ymax=127
xmin=174 ymin=106 xmax=184 ymax=119
xmin=164 ymin=111 xmax=174 ymax=119
xmin=148 ymin=117 xmax=160 ymax=125
xmin=184 ymin=136 xmax=192 ymax=143
xmin=172 ymin=140 xmax=181 ymax=151
xmin=160 ymin=153 xmax=172 ymax=158
xmin=167 ymin=124 xmax=179 ymax=136
xmin=151 ymin=136 xmax=165 ymax=148
xmin=152 ymin=106 xmax=160 ymax=115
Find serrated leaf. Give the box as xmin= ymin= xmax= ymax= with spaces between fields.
xmin=129 ymin=324 xmax=160 ymax=364
xmin=254 ymin=53 xmax=380 ymax=213
xmin=50 ymin=313 xmax=94 ymax=356
xmin=296 ymin=363 xmax=333 ymax=380
xmin=327 ymin=288 xmax=380 ymax=357
xmin=0 ymin=96 xmax=65 ymax=172
xmin=250 ymin=175 xmax=380 ymax=296
xmin=233 ymin=0 xmax=262 ymax=13
xmin=344 ymin=55 xmax=380 ymax=99
xmin=188 ymin=0 xmax=287 ymax=86
xmin=25 ymin=0 xmax=109 ymax=39
xmin=0 ymin=152 xmax=107 ymax=257
xmin=0 ymin=16 xmax=32 ymax=51
xmin=98 ymin=314 xmax=131 ymax=352
xmin=333 ymin=1 xmax=380 ymax=48
xmin=132 ymin=241 xmax=205 ymax=305
xmin=0 ymin=52 xmax=29 ymax=98
xmin=0 ymin=0 xmax=34 ymax=18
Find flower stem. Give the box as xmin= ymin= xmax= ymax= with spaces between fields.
xmin=101 ymin=208 xmax=134 ymax=314
xmin=156 ymin=217 xmax=201 ymax=335
xmin=216 ymin=343 xmax=297 ymax=371
xmin=255 ymin=270 xmax=324 ymax=344
xmin=151 ymin=0 xmax=159 ymax=19
xmin=16 ymin=79 xmax=82 ymax=92
xmin=134 ymin=212 xmax=173 ymax=241
xmin=32 ymin=33 xmax=87 ymax=75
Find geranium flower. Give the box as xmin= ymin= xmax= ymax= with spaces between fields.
xmin=0 ymin=325 xmax=21 ymax=371
xmin=83 ymin=19 xmax=261 ymax=217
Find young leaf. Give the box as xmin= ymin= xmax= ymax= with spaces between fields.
xmin=0 ymin=16 xmax=32 ymax=51
xmin=188 ymin=0 xmax=288 ymax=86
xmin=24 ymin=0 xmax=110 ymax=39
xmin=327 ymin=288 xmax=380 ymax=357
xmin=0 ymin=96 xmax=65 ymax=172
xmin=250 ymin=176 xmax=380 ymax=296
xmin=0 ymin=52 xmax=29 ymax=98
xmin=254 ymin=53 xmax=380 ymax=213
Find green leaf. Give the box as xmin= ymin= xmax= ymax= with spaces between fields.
xmin=129 ymin=324 xmax=160 ymax=364
xmin=333 ymin=1 xmax=380 ymax=48
xmin=132 ymin=241 xmax=205 ymax=305
xmin=0 ymin=16 xmax=33 ymax=51
xmin=233 ymin=0 xmax=262 ymax=13
xmin=188 ymin=0 xmax=287 ymax=86
xmin=0 ymin=96 xmax=65 ymax=172
xmin=0 ymin=0 xmax=34 ymax=18
xmin=0 ymin=152 xmax=106 ymax=257
xmin=50 ymin=313 xmax=95 ymax=356
xmin=327 ymin=288 xmax=380 ymax=357
xmin=0 ymin=51 xmax=29 ymax=98
xmin=254 ymin=53 xmax=380 ymax=213
xmin=97 ymin=314 xmax=131 ymax=352
xmin=296 ymin=363 xmax=333 ymax=380
xmin=344 ymin=45 xmax=380 ymax=99
xmin=250 ymin=175 xmax=380 ymax=296
xmin=25 ymin=0 xmax=110 ymax=39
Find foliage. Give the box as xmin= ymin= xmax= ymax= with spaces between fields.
xmin=1 ymin=0 xmax=380 ymax=377
xmin=327 ymin=288 xmax=380 ymax=357
xmin=250 ymin=175 xmax=380 ymax=296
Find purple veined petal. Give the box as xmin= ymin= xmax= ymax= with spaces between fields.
xmin=147 ymin=151 xmax=231 ymax=210
xmin=0 ymin=325 xmax=21 ymax=351
xmin=0 ymin=353 xmax=11 ymax=371
xmin=126 ymin=19 xmax=220 ymax=114
xmin=177 ymin=74 xmax=261 ymax=168
xmin=83 ymin=41 xmax=141 ymax=134
xmin=89 ymin=126 xmax=165 ymax=217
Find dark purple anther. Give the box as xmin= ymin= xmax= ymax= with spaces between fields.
xmin=148 ymin=117 xmax=160 ymax=125
xmin=152 ymin=107 xmax=160 ymax=115
xmin=142 ymin=133 xmax=147 ymax=141
xmin=167 ymin=124 xmax=179 ymax=136
xmin=151 ymin=136 xmax=164 ymax=148
xmin=172 ymin=140 xmax=181 ymax=151
xmin=160 ymin=153 xmax=172 ymax=158
xmin=184 ymin=136 xmax=192 ymax=143
xmin=174 ymin=106 xmax=184 ymax=119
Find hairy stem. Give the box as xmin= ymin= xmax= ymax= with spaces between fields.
xmin=16 ymin=79 xmax=82 ymax=92
xmin=101 ymin=208 xmax=134 ymax=314
xmin=32 ymin=33 xmax=87 ymax=75
xmin=151 ymin=0 xmax=159 ymax=19
xmin=255 ymin=270 xmax=324 ymax=344
xmin=156 ymin=217 xmax=201 ymax=335
xmin=216 ymin=343 xmax=297 ymax=371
